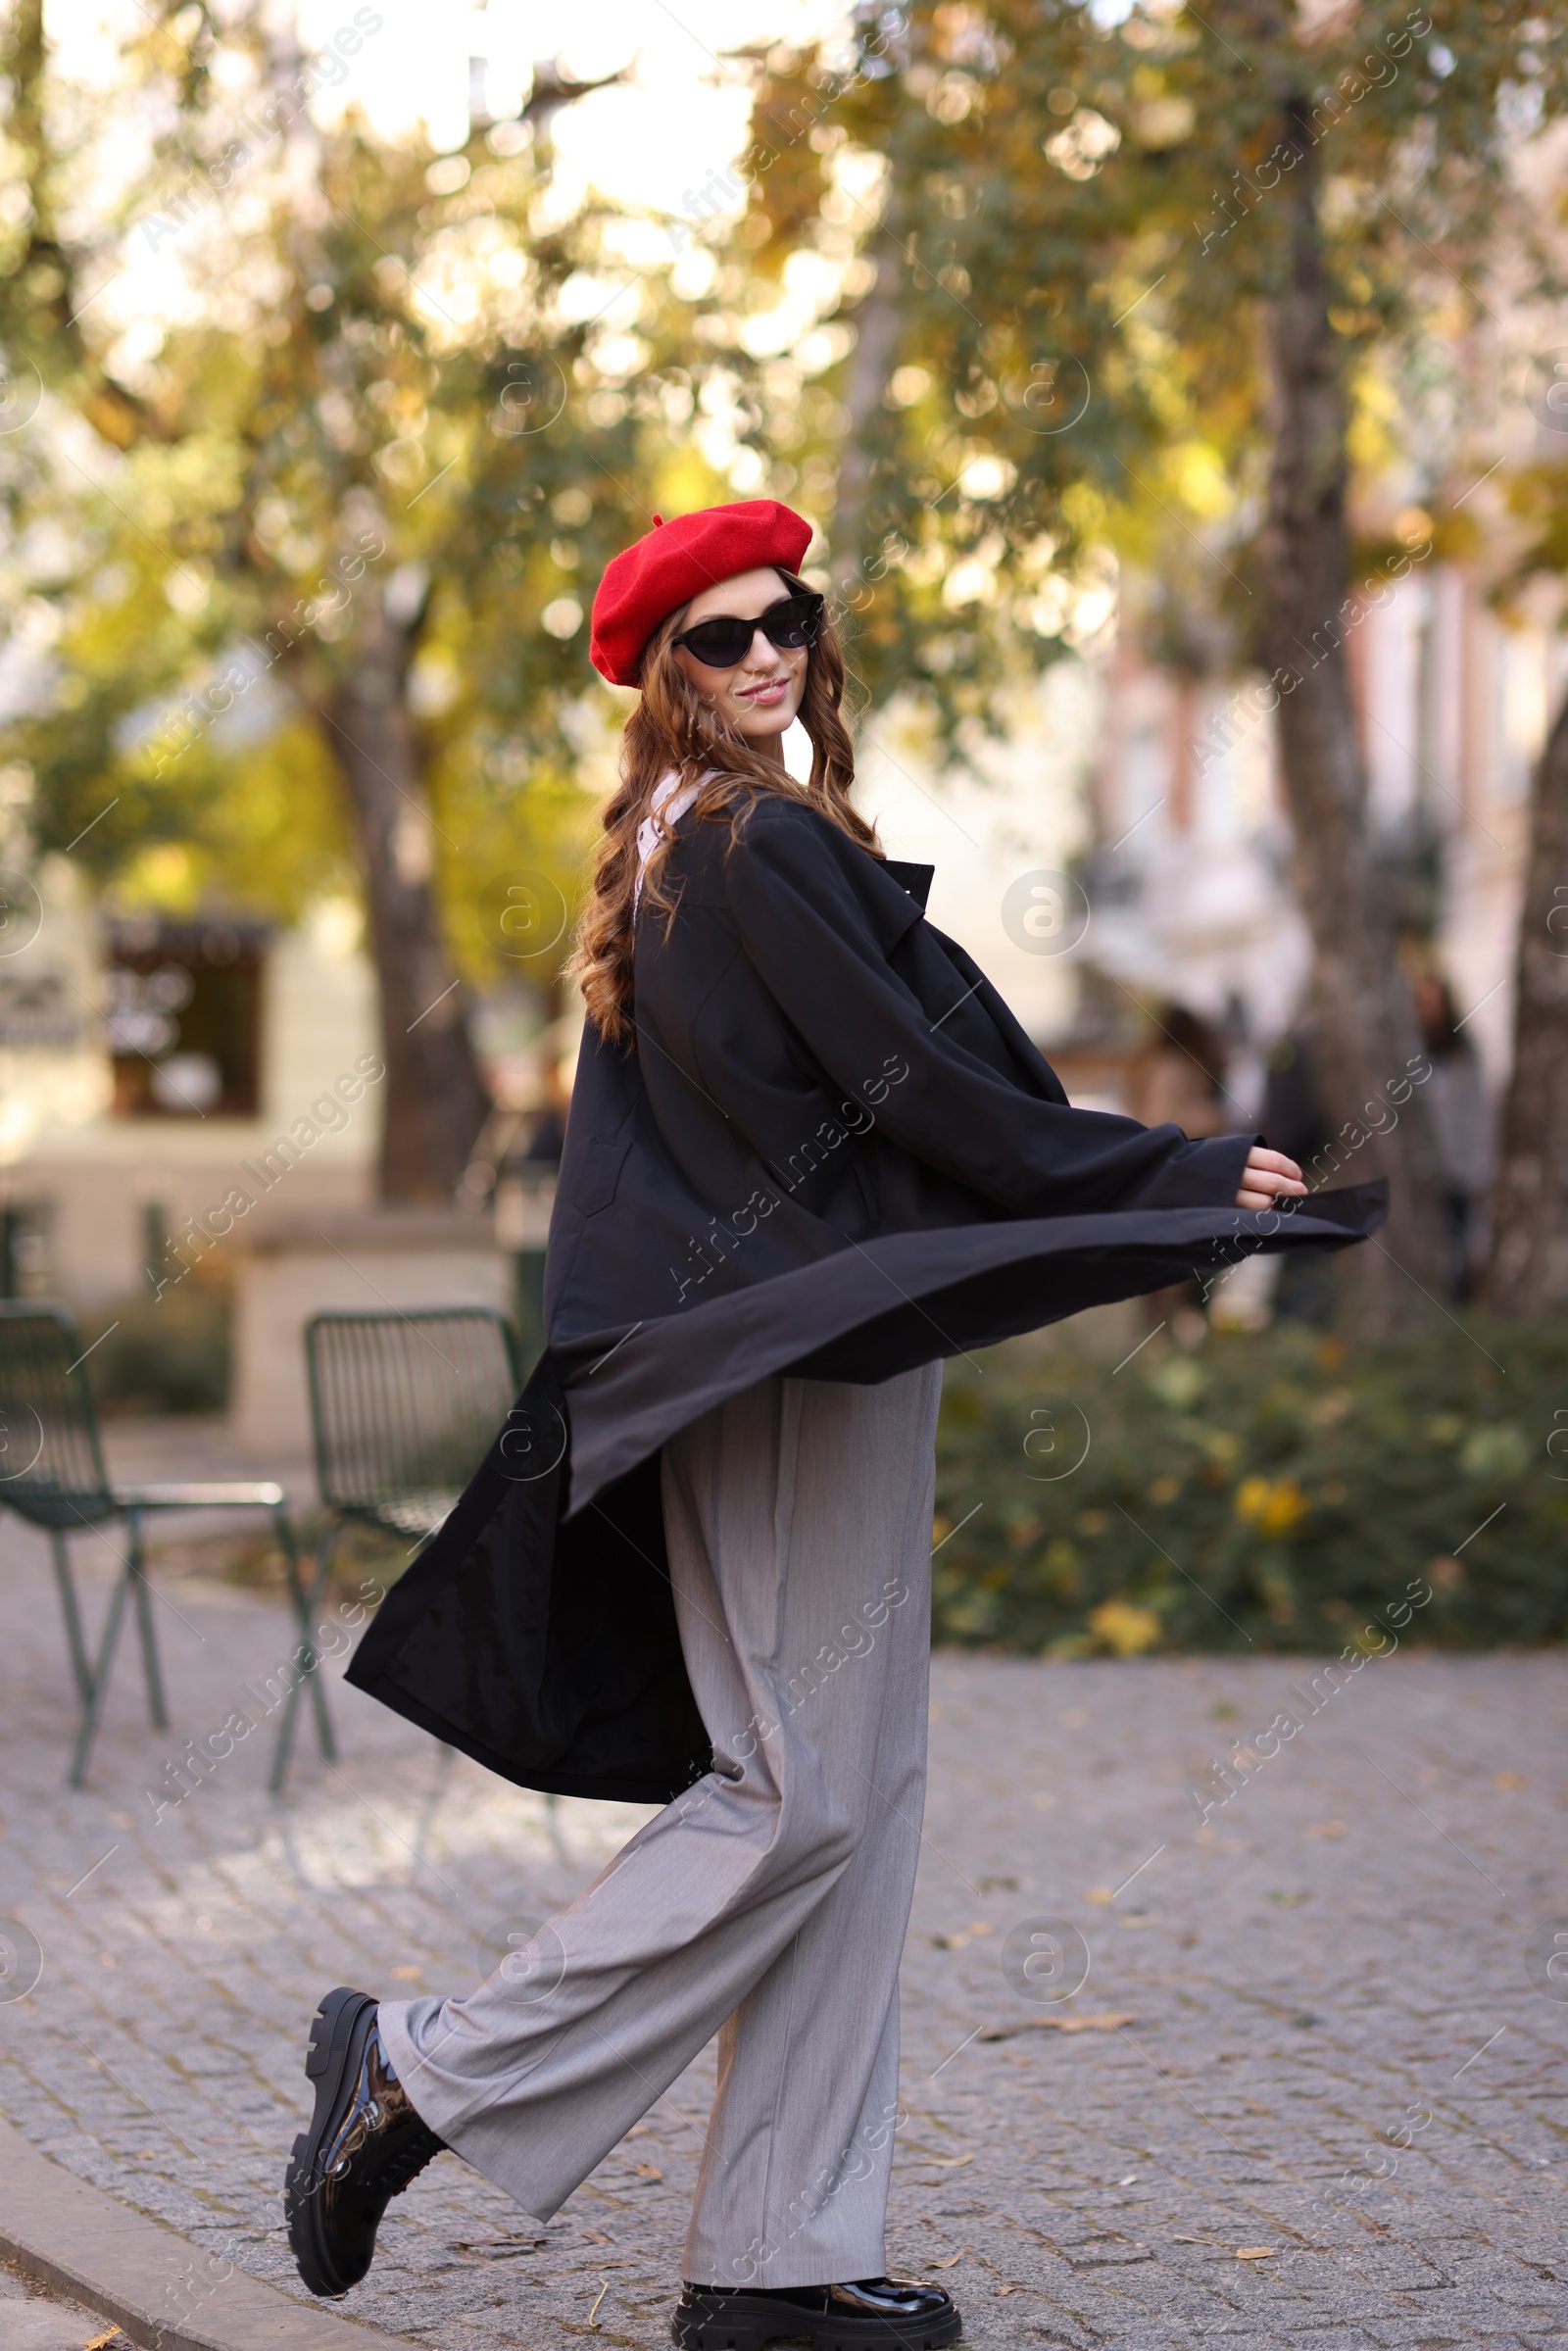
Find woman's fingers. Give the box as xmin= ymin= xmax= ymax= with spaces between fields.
xmin=1245 ymin=1145 xmax=1305 ymax=1188
xmin=1235 ymin=1146 xmax=1309 ymax=1212
xmin=1229 ymin=1146 xmax=1312 ymax=1207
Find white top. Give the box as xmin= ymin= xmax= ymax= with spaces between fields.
xmin=633 ymin=770 xmax=702 ymax=907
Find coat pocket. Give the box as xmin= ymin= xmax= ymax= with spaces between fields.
xmin=573 ymin=1133 xmax=633 ymax=1216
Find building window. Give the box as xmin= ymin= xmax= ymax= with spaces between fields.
xmin=106 ymin=920 xmax=266 ymax=1119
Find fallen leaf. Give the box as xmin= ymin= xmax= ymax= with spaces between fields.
xmin=455 ymin=2236 xmax=550 ymax=2260
xmin=1236 ymin=2246 xmax=1276 ymax=2261
xmin=995 ymin=2283 xmax=1017 ymax=2296
xmin=388 ymin=1965 xmax=423 ymax=1980
xmin=84 ymin=2333 xmax=126 ymax=2350
xmin=980 ymin=2012 xmax=1135 ymax=2040
xmin=928 ymin=2252 xmax=965 ymax=2270
xmin=1305 ymin=1820 xmax=1347 ymax=1837
xmin=1494 ymin=1771 xmax=1527 ymax=1789
xmin=634 ymin=2162 xmax=663 ymax=2180
xmin=1084 ymin=1886 xmax=1115 ymax=1905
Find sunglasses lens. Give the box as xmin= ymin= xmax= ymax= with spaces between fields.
xmin=682 ymin=619 xmax=754 ymax=666
xmin=762 ymin=594 xmax=823 ymax=649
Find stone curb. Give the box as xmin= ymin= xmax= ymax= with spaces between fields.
xmin=0 ymin=2119 xmax=403 ymax=2351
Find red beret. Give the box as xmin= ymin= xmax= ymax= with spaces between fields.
xmin=589 ymin=499 xmax=814 ymax=687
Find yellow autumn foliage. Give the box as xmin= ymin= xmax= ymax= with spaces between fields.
xmin=1233 ymin=1475 xmax=1310 ymax=1538
xmin=1086 ymin=1597 xmax=1163 ymax=1656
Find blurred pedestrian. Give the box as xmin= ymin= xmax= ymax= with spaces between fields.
xmin=1259 ymin=1022 xmax=1337 ymax=1326
xmin=1128 ymin=1004 xmax=1232 ymax=1329
xmin=1412 ymin=972 xmax=1494 ymax=1301
xmin=1128 ymin=1003 xmax=1231 ymax=1137
xmin=523 ymin=1058 xmax=566 ymax=1166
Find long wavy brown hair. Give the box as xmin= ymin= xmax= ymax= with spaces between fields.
xmin=571 ymin=569 xmax=879 ymax=1047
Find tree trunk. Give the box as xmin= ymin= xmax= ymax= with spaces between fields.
xmin=1255 ymin=97 xmax=1450 ymax=1322
xmin=1485 ymin=686 xmax=1568 ymax=1313
xmin=323 ymin=599 xmax=490 ymax=1203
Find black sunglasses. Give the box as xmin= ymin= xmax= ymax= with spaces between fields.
xmin=672 ymin=590 xmax=824 ymax=670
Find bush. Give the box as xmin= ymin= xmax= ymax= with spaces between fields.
xmin=75 ymin=1282 xmax=231 ymax=1416
xmin=932 ymin=1319 xmax=1568 ymax=1654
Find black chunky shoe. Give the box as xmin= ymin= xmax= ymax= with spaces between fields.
xmin=672 ymin=2275 xmax=962 ymax=2350
xmin=284 ymin=1985 xmax=446 ymax=2296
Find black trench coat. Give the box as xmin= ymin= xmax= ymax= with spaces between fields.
xmin=348 ymin=797 xmax=1385 ymax=1801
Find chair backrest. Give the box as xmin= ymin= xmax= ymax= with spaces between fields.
xmin=305 ymin=1308 xmax=520 ymax=1530
xmin=0 ymin=1302 xmax=113 ymax=1528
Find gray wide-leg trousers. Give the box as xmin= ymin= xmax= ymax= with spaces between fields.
xmin=377 ymin=1360 xmax=944 ymax=2288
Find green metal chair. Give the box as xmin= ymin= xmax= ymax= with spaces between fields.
xmin=280 ymin=1307 xmax=521 ymax=1782
xmin=0 ymin=1300 xmax=328 ymax=1788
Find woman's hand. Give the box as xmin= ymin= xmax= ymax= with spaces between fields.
xmin=1235 ymin=1145 xmax=1307 ymax=1212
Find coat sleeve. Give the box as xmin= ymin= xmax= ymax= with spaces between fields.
xmin=720 ymin=804 xmax=1253 ymax=1219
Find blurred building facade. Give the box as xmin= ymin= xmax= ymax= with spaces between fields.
xmin=1078 ymin=556 xmax=1559 ymax=1118
xmin=0 ymin=878 xmax=379 ymax=1304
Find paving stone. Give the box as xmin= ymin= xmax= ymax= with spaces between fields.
xmin=1342 ymin=2247 xmax=1455 ymax=2289
xmin=1 ymin=1514 xmax=1566 ymax=2349
xmin=1364 ymin=2327 xmax=1518 ymax=2348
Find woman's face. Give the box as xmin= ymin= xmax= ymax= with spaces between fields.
xmin=671 ymin=566 xmax=808 ymax=758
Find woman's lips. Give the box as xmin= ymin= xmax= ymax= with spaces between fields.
xmin=738 ymin=679 xmax=789 ymax=705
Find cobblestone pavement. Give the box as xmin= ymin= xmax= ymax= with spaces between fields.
xmin=1 ymin=1499 xmax=1565 ymax=2351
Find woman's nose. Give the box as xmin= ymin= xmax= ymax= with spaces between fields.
xmin=740 ymin=627 xmax=783 ymax=671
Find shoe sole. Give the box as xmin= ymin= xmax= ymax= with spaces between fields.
xmin=283 ymin=1984 xmax=379 ymax=2298
xmin=671 ymin=2294 xmax=963 ymax=2351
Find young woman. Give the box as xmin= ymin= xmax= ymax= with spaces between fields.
xmin=287 ymin=500 xmax=1379 ymax=2349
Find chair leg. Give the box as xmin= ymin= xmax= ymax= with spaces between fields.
xmin=127 ymin=1512 xmax=169 ymax=1730
xmin=296 ymin=1517 xmax=337 ymax=1765
xmin=283 ymin=1506 xmax=336 ymax=1762
xmin=49 ymin=1532 xmax=95 ymax=1710
xmin=270 ymin=1518 xmax=339 ymax=1794
xmin=69 ymin=1561 xmax=133 ymax=1788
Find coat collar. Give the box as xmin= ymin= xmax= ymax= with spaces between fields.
xmin=883 ymin=858 xmax=934 ymax=911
